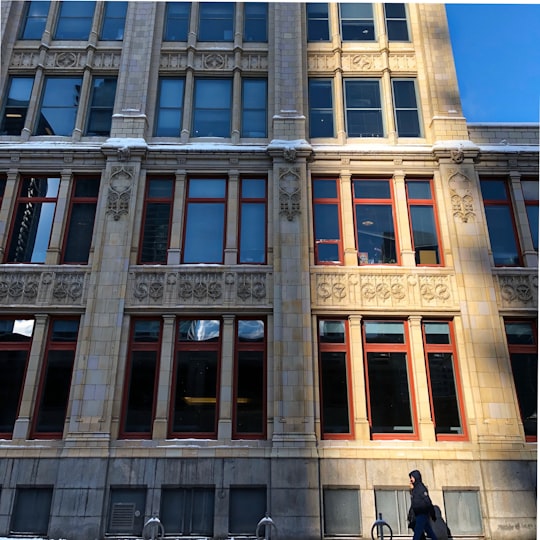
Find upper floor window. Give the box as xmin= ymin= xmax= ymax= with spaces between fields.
xmin=504 ymin=320 xmax=537 ymax=441
xmin=193 ymin=78 xmax=232 ymax=137
xmin=344 ymin=79 xmax=383 ymax=137
xmin=244 ymin=3 xmax=268 ymax=42
xmin=306 ymin=3 xmax=330 ymax=41
xmin=163 ymin=2 xmax=191 ymax=41
xmin=7 ymin=176 xmax=60 ymax=263
xmin=363 ymin=320 xmax=416 ymax=438
xmin=54 ymin=1 xmax=96 ymax=40
xmin=308 ymin=79 xmax=334 ymax=138
xmin=406 ymin=179 xmax=442 ymax=265
xmin=155 ymin=78 xmax=185 ymax=137
xmin=0 ymin=77 xmax=34 ymax=135
xmin=19 ymin=1 xmax=50 ymax=39
xmin=86 ymin=77 xmax=117 ymax=136
xmin=480 ymin=179 xmax=521 ymax=266
xmin=198 ymin=2 xmax=234 ymax=41
xmin=522 ymin=178 xmax=538 ymax=250
xmin=100 ymin=1 xmax=127 ymax=40
xmin=384 ymin=3 xmax=409 ymax=41
xmin=354 ymin=178 xmax=398 ymax=265
xmin=392 ymin=79 xmax=421 ymax=137
xmin=339 ymin=3 xmax=375 ymax=41
xmin=242 ymin=79 xmax=267 ymax=137
xmin=239 ymin=178 xmax=267 ymax=264
xmin=313 ymin=177 xmax=342 ymax=264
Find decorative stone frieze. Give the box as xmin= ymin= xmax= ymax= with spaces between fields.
xmin=307 ymin=53 xmax=416 ymax=73
xmin=128 ymin=268 xmax=272 ymax=307
xmin=312 ymin=270 xmax=456 ymax=309
xmin=10 ymin=49 xmax=121 ymax=70
xmin=495 ymin=271 xmax=538 ymax=308
xmin=0 ymin=268 xmax=87 ymax=306
xmin=159 ymin=52 xmax=268 ymax=71
xmin=10 ymin=50 xmax=41 ymax=68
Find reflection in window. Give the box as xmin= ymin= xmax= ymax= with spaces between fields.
xmin=36 ymin=77 xmax=81 ymax=136
xmin=244 ymin=3 xmax=268 ymax=42
xmin=344 ymin=79 xmax=383 ymax=137
xmin=100 ymin=1 xmax=127 ymax=40
xmin=340 ymin=3 xmax=375 ymax=41
xmin=306 ymin=3 xmax=329 ymax=41
xmin=239 ymin=178 xmax=267 ymax=263
xmin=374 ymin=490 xmax=410 ymax=536
xmin=241 ymin=79 xmax=267 ymax=137
xmin=309 ymin=79 xmax=334 ymax=138
xmin=193 ymin=79 xmax=232 ymax=137
xmin=0 ymin=77 xmax=34 ymax=135
xmin=7 ymin=176 xmax=60 ymax=263
xmin=183 ymin=178 xmax=226 ymax=263
xmin=155 ymin=78 xmax=184 ymax=136
xmin=164 ymin=2 xmax=191 ymax=41
xmin=443 ymin=491 xmax=483 ymax=535
xmin=354 ymin=179 xmax=397 ymax=264
xmin=522 ymin=179 xmax=538 ymax=250
xmin=54 ymin=1 xmax=96 ymax=40
xmin=198 ymin=2 xmax=234 ymax=41
xmin=19 ymin=1 xmax=50 ymax=39
xmin=86 ymin=77 xmax=117 ymax=135
xmin=313 ymin=178 xmax=342 ymax=264
xmin=392 ymin=79 xmax=421 ymax=137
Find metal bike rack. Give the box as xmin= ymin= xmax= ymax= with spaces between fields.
xmin=371 ymin=513 xmax=393 ymax=540
xmin=256 ymin=513 xmax=277 ymax=540
xmin=143 ymin=516 xmax=165 ymax=540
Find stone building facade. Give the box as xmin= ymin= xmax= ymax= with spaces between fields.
xmin=0 ymin=2 xmax=537 ymax=540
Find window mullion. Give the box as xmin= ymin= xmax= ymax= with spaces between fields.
xmin=334 ymin=70 xmax=346 ymax=143
xmin=510 ymin=172 xmax=536 ymax=258
xmin=25 ymin=68 xmax=45 ymax=138
xmin=393 ymin=172 xmax=415 ymax=265
xmin=168 ymin=171 xmax=187 ymax=265
xmin=46 ymin=171 xmax=71 ymax=264
xmin=231 ymin=71 xmax=242 ymax=143
xmin=224 ymin=172 xmax=239 ymax=264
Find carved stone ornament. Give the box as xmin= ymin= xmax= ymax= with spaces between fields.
xmin=279 ymin=167 xmax=301 ymax=221
xmin=55 ymin=51 xmax=78 ymax=67
xmin=107 ymin=166 xmax=134 ymax=220
xmin=451 ymin=149 xmax=465 ymax=164
xmin=448 ymin=169 xmax=475 ymax=223
xmin=497 ymin=273 xmax=538 ymax=308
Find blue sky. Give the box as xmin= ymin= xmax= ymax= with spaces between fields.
xmin=446 ymin=3 xmax=540 ymax=123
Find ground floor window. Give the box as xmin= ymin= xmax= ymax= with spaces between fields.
xmin=443 ymin=490 xmax=483 ymax=535
xmin=160 ymin=487 xmax=214 ymax=536
xmin=229 ymin=486 xmax=266 ymax=534
xmin=374 ymin=489 xmax=410 ymax=535
xmin=107 ymin=488 xmax=146 ymax=536
xmin=323 ymin=487 xmax=361 ymax=535
xmin=10 ymin=487 xmax=53 ymax=535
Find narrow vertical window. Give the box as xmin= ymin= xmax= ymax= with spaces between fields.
xmin=171 ymin=319 xmax=221 ymax=437
xmin=239 ymin=178 xmax=267 ymax=264
xmin=163 ymin=2 xmax=191 ymax=41
xmin=32 ymin=318 xmax=79 ymax=438
xmin=522 ymin=178 xmax=538 ymax=250
xmin=11 ymin=488 xmax=53 ymax=535
xmin=344 ymin=79 xmax=383 ymax=137
xmin=363 ymin=321 xmax=416 ymax=438
xmin=241 ymin=79 xmax=267 ymax=137
xmin=7 ymin=176 xmax=60 ymax=263
xmin=384 ymin=3 xmax=409 ymax=41
xmin=183 ymin=178 xmax=226 ymax=263
xmin=0 ymin=318 xmax=35 ymax=437
xmin=36 ymin=77 xmax=82 ymax=136
xmin=198 ymin=2 xmax=234 ymax=41
xmin=100 ymin=1 xmax=127 ymax=40
xmin=19 ymin=1 xmax=50 ymax=39
xmin=318 ymin=319 xmax=353 ymax=437
xmin=233 ymin=319 xmax=266 ymax=438
xmin=0 ymin=77 xmax=34 ymax=135
xmin=139 ymin=177 xmax=174 ymax=264
xmin=306 ymin=3 xmax=329 ymax=41
xmin=155 ymin=78 xmax=184 ymax=137
xmin=375 ymin=490 xmax=412 ymax=536
xmin=161 ymin=488 xmax=215 ymax=536
xmin=392 ymin=79 xmax=421 ymax=137
xmin=308 ymin=79 xmax=334 ymax=138
xmin=54 ymin=1 xmax=96 ymax=40
xmin=192 ymin=79 xmax=232 ymax=137
xmin=480 ymin=179 xmax=521 ymax=266
xmin=504 ymin=320 xmax=537 ymax=440
xmin=120 ymin=319 xmax=162 ymax=437
xmin=406 ymin=179 xmax=442 ymax=265
xmin=229 ymin=488 xmax=266 ymax=535
xmin=423 ymin=321 xmax=466 ymax=439
xmin=353 ymin=178 xmax=398 ymax=265
xmin=86 ymin=77 xmax=117 ymax=136
xmin=62 ymin=176 xmax=100 ymax=264
xmin=313 ymin=178 xmax=342 ymax=264
xmin=340 ymin=3 xmax=375 ymax=41
xmin=244 ymin=3 xmax=267 ymax=42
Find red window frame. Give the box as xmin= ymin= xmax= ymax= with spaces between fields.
xmin=119 ymin=317 xmax=162 ymax=439
xmin=169 ymin=318 xmax=222 ymax=438
xmin=406 ymin=178 xmax=444 ymax=266
xmin=352 ymin=178 xmax=400 ymax=265
xmin=318 ymin=318 xmax=354 ymax=439
xmin=232 ymin=317 xmax=267 ymax=439
xmin=238 ymin=176 xmax=267 ymax=264
xmin=61 ymin=175 xmax=100 ymax=264
xmin=0 ymin=317 xmax=34 ymax=439
xmin=138 ymin=176 xmax=175 ymax=264
xmin=312 ymin=177 xmax=344 ymax=265
xmin=422 ymin=320 xmax=468 ymax=441
xmin=31 ymin=317 xmax=79 ymax=439
xmin=362 ymin=319 xmax=418 ymax=440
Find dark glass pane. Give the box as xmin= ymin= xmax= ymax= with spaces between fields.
xmin=428 ymin=352 xmax=462 ymax=434
xmin=424 ymin=322 xmax=450 ymax=345
xmin=54 ymin=1 xmax=96 ymax=39
xmin=355 ymin=204 xmax=396 ymax=264
xmin=309 ymin=79 xmax=334 ymax=137
xmin=164 ymin=2 xmax=190 ymax=41
xmin=314 ymin=203 xmax=339 ymax=239
xmin=396 ymin=109 xmax=420 ymax=137
xmin=229 ymin=488 xmax=266 ymax=534
xmin=240 ymin=202 xmax=266 ymax=263
xmin=178 ymin=320 xmax=220 ymax=342
xmin=317 ymin=243 xmax=339 ymax=262
xmin=484 ymin=206 xmax=520 ymax=265
xmin=37 ymin=78 xmax=81 ymax=136
xmin=124 ymin=351 xmax=157 ymax=433
xmin=189 ymin=178 xmax=226 ymax=197
xmin=156 ymin=78 xmax=184 ymax=136
xmin=504 ymin=322 xmax=534 ymax=345
xmin=198 ymin=2 xmax=234 ymax=41
xmin=387 ymin=20 xmax=409 ymax=41
xmin=133 ymin=320 xmax=161 ymax=342
xmin=353 ymin=179 xmax=391 ymax=199
xmin=11 ymin=488 xmax=53 ymax=535
xmin=74 ymin=177 xmax=100 ymax=197
xmin=307 ymin=3 xmax=329 ymax=41
xmin=242 ymin=79 xmax=267 ymax=137
xmin=526 ymin=205 xmax=538 ymax=250
xmin=367 ymin=351 xmax=413 ymax=433
xmin=236 ymin=350 xmax=264 ymax=433
xmin=341 ymin=21 xmax=374 ymax=40
xmin=140 ymin=202 xmax=171 ymax=263
xmin=63 ymin=202 xmax=97 ymax=263
xmin=480 ymin=179 xmax=508 ymax=200
xmin=385 ymin=3 xmax=406 ymax=18
xmin=34 ymin=350 xmax=74 ymax=433
xmin=161 ymin=488 xmax=215 ymax=535
xmin=87 ymin=78 xmax=117 ymax=135
xmin=101 ymin=1 xmax=127 ymax=40
xmin=1 ymin=77 xmax=34 ymax=135
xmin=365 ymin=322 xmax=404 ymax=343
xmin=173 ymin=350 xmax=218 ymax=433
xmin=244 ymin=3 xmax=267 ymax=42
xmin=183 ymin=203 xmax=225 ymax=262
xmin=319 ymin=320 xmax=345 ymax=343
xmin=410 ymin=206 xmax=439 ymax=264
xmin=51 ymin=319 xmax=79 ymax=342
xmin=313 ymin=179 xmax=337 ymax=199
xmin=320 ymin=351 xmax=350 ymax=433
xmin=310 ymin=110 xmax=335 ymax=137
xmin=509 ymin=353 xmax=537 ymax=437
xmin=0 ymin=350 xmax=28 ymax=432
xmin=407 ymin=181 xmax=432 ymax=199
xmin=345 ymin=80 xmax=381 ymax=108
xmin=347 ymin=110 xmax=383 ymax=137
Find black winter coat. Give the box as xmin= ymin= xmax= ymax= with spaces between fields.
xmin=409 ymin=470 xmax=435 ymax=518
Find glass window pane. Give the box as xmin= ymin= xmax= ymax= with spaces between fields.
xmin=140 ymin=203 xmax=171 ymax=263
xmin=313 ymin=179 xmax=337 ymax=199
xmin=242 ymin=79 xmax=267 ymax=137
xmin=323 ymin=489 xmax=361 ymax=535
xmin=161 ymin=488 xmax=215 ymax=535
xmin=484 ymin=206 xmax=520 ymax=265
xmin=178 ymin=320 xmax=220 ymax=342
xmin=504 ymin=322 xmax=534 ymax=345
xmin=183 ymin=203 xmax=225 ymax=262
xmin=55 ymin=1 xmax=96 ymax=39
xmin=396 ymin=109 xmax=420 ymax=137
xmin=320 ymin=351 xmax=350 ymax=433
xmin=164 ymin=2 xmax=190 ymax=41
xmin=20 ymin=1 xmax=50 ymax=39
xmin=509 ymin=353 xmax=537 ymax=437
xmin=229 ymin=488 xmax=266 ymax=534
xmin=238 ymin=320 xmax=264 ymax=342
xmin=134 ymin=320 xmax=161 ymax=342
xmin=11 ymin=488 xmax=53 ymax=535
xmin=319 ymin=320 xmax=345 ymax=343
xmin=314 ymin=204 xmax=339 ymax=240
xmin=188 ymin=178 xmax=226 ymax=198
xmin=480 ymin=179 xmax=508 ymax=200
xmin=356 ymin=204 xmax=396 ymax=264
xmin=198 ymin=2 xmax=234 ymax=41
xmin=307 ymin=3 xmax=329 ymax=41
xmin=1 ymin=77 xmax=34 ymax=135
xmin=410 ymin=206 xmax=439 ymax=264
xmin=87 ymin=78 xmax=117 ymax=135
xmin=424 ymin=322 xmax=450 ymax=344
xmin=240 ymin=202 xmax=265 ymax=263
xmin=521 ymin=180 xmax=539 ymax=200
xmin=37 ymin=78 xmax=81 ymax=136
xmin=407 ymin=180 xmax=432 ymax=199
xmin=236 ymin=350 xmax=264 ymax=433
xmin=443 ymin=491 xmax=483 ymax=535
xmin=353 ymin=180 xmax=390 ymax=199
xmin=365 ymin=322 xmax=404 ymax=343
xmin=526 ymin=205 xmax=538 ymax=250
xmin=241 ymin=178 xmax=266 ymax=198
xmin=309 ymin=79 xmax=334 ymax=137
xmin=193 ymin=80 xmax=232 ymax=137
xmin=0 ymin=350 xmax=29 ymax=433
xmin=346 ymin=80 xmax=381 ymax=108
xmin=64 ymin=203 xmax=97 ymax=263
xmin=101 ymin=1 xmax=127 ymax=40
xmin=244 ymin=3 xmax=267 ymax=42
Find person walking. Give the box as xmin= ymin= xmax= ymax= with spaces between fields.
xmin=408 ymin=470 xmax=438 ymax=540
